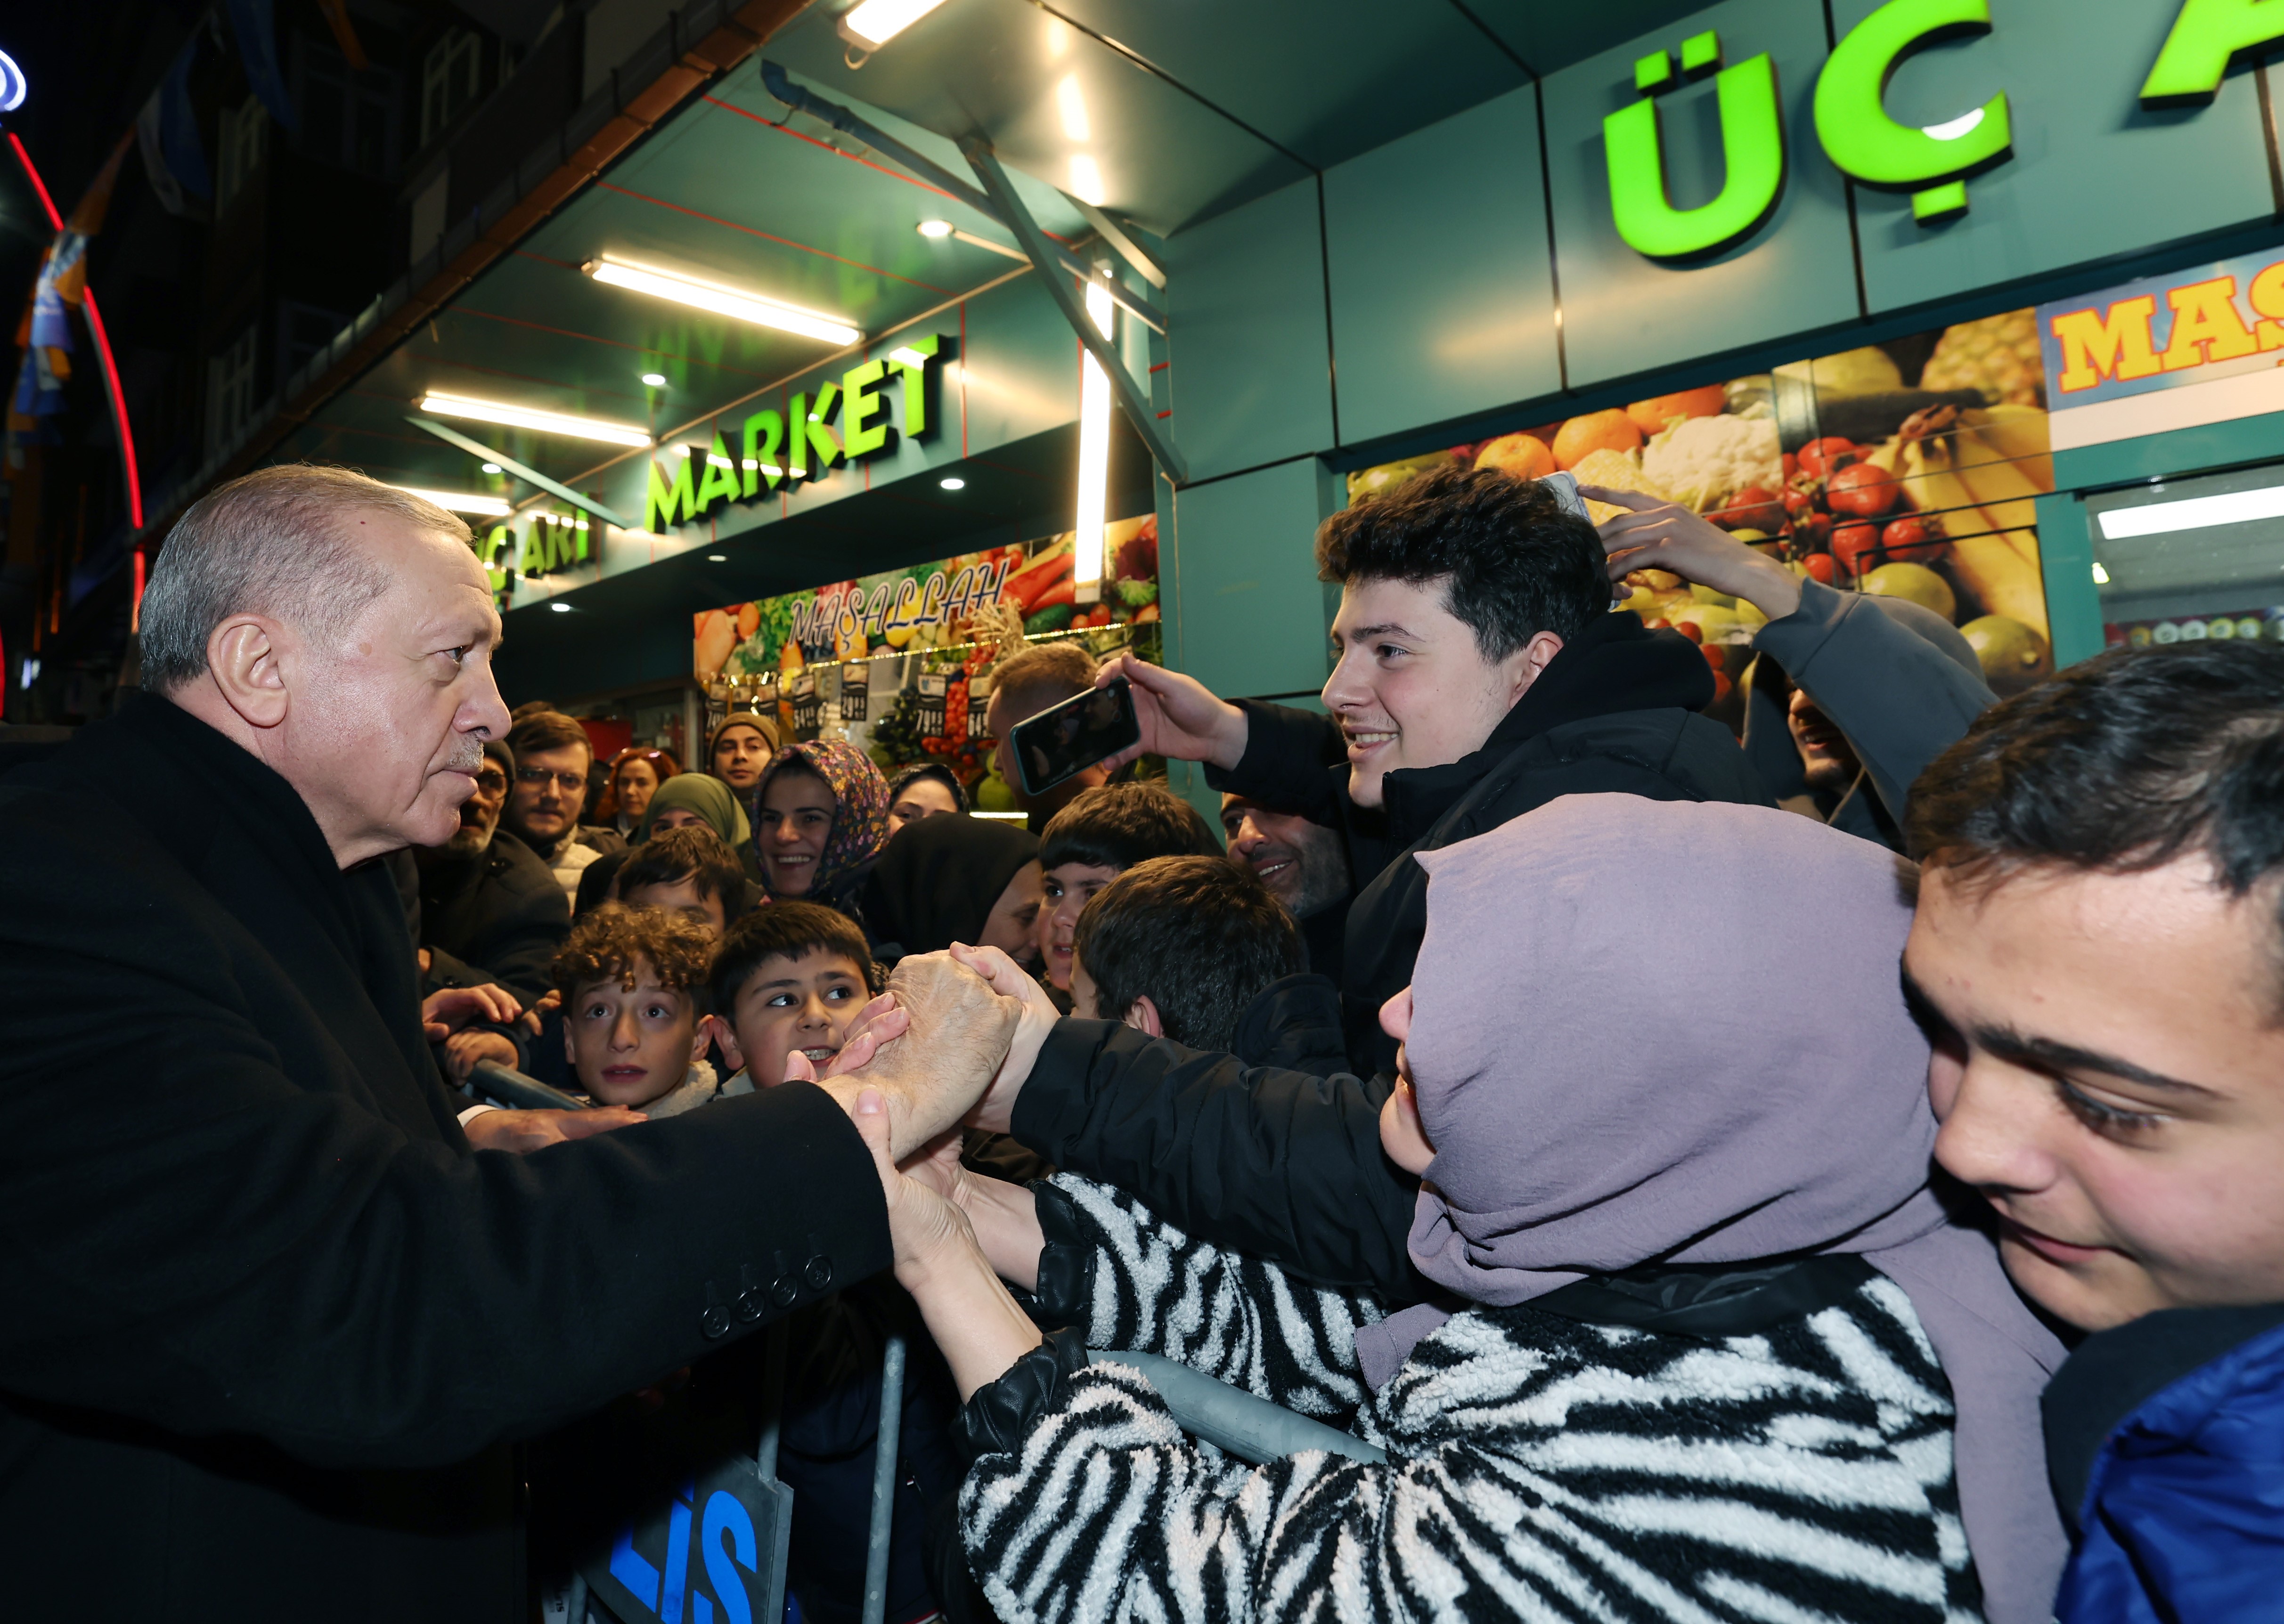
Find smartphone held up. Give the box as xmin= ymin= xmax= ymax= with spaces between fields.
xmin=1009 ymin=677 xmax=1142 ymax=797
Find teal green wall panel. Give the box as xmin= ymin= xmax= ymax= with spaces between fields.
xmin=1837 ymin=0 xmax=2276 ymax=318
xmin=1164 ymin=459 xmax=1337 ymax=702
xmin=2053 ymin=409 xmax=2284 ymax=492
xmin=1166 ymin=178 xmax=1337 ymax=481
xmin=1323 ymin=85 xmax=1561 ymax=446
xmin=2033 ymin=490 xmax=2105 ymax=667
xmin=1542 ymin=0 xmax=1860 ymax=392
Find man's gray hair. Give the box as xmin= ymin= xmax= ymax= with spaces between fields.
xmin=139 ymin=464 xmax=474 ymax=694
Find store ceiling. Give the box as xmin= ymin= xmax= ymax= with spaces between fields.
xmin=285 ymin=0 xmax=1718 ymax=601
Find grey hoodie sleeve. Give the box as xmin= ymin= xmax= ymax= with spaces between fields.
xmin=1752 ymin=578 xmax=1997 ymax=821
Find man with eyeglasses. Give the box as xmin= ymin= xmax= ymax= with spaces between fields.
xmin=417 ymin=737 xmax=571 ymax=999
xmin=502 ymin=710 xmax=626 ymax=906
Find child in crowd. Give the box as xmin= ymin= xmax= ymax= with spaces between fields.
xmin=707 ymin=902 xmax=881 ymax=1092
xmin=1036 ymin=782 xmax=1221 ymax=991
xmin=551 ymin=903 xmax=718 ymax=1117
xmin=1069 ymin=854 xmax=1321 ymax=1059
xmin=612 ymin=823 xmax=751 ymax=939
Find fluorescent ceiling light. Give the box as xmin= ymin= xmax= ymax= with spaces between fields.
xmin=550 ymin=602 xmax=572 ymax=612
xmin=940 ymin=476 xmax=965 ymax=490
xmin=2097 ymin=484 xmax=2284 ymax=540
xmin=708 ymin=554 xmax=728 ymax=562
xmin=587 ymin=256 xmax=860 ymax=346
xmin=641 ymin=372 xmax=668 ymax=387
xmin=1922 ymin=108 xmax=1985 ymax=141
xmin=1073 ymin=276 xmax=1113 ymax=602
xmin=1069 ymin=156 xmax=1106 ymax=206
xmin=1056 ymin=75 xmax=1091 ymax=142
xmin=839 ymin=0 xmax=946 ymax=48
xmin=916 ymin=219 xmax=954 ymax=238
xmin=481 ymin=462 xmax=502 ymax=473
xmin=391 ymin=485 xmax=512 ymax=517
xmin=420 ymin=392 xmax=652 ymax=447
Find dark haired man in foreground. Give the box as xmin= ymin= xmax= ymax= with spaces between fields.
xmin=1903 ymin=641 xmax=2284 ymax=1623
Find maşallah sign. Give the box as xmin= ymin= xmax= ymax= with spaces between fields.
xmin=2037 ymin=248 xmax=2284 ymax=452
xmin=645 ymin=333 xmax=948 ymax=534
xmin=1605 ymin=0 xmax=2279 ymax=260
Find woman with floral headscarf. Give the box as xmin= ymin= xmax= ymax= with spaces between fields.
xmin=755 ymin=740 xmax=891 ymax=919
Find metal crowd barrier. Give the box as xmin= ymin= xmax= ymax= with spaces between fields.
xmin=467 ymin=1063 xmax=1381 ymax=1623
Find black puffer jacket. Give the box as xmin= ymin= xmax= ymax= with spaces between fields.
xmin=1210 ymin=610 xmax=1771 ymax=1072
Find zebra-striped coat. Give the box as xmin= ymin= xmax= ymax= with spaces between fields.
xmin=960 ymin=1176 xmax=1984 ymax=1624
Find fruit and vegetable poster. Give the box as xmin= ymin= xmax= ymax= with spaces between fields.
xmin=1349 ymin=309 xmax=2054 ymax=702
xmin=693 ymin=514 xmax=1159 ymax=682
xmin=692 ymin=516 xmax=1161 ymax=803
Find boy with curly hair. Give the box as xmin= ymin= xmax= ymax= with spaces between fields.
xmin=552 ymin=902 xmax=718 ymax=1116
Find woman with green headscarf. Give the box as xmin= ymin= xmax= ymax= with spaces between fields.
xmin=572 ymin=773 xmax=760 ymax=914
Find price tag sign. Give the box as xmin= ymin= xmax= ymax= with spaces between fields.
xmin=916 ymin=673 xmax=948 ymax=736
xmin=839 ymin=661 xmax=871 ymax=723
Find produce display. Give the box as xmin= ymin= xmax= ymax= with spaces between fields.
xmin=1344 ymin=309 xmax=2059 ymax=700
xmin=693 ymin=514 xmax=1164 ymax=793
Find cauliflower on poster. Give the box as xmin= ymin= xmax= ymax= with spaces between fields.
xmin=1640 ymin=413 xmax=1782 ymax=512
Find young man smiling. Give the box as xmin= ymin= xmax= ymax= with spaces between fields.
xmin=1903 ymin=642 xmax=2284 ymax=1623
xmin=1103 ymin=462 xmax=1768 ymax=1070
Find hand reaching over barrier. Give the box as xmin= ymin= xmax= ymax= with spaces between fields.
xmin=1583 ymin=482 xmax=1804 ymax=624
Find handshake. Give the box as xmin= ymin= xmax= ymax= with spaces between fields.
xmin=787 ymin=943 xmax=1057 ymax=1162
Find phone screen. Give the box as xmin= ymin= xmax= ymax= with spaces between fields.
xmin=1010 ymin=677 xmax=1142 ymax=797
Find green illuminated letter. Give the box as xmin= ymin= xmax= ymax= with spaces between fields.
xmin=742 ymin=409 xmax=783 ymax=495
xmin=842 ymin=360 xmax=894 ymax=459
xmin=645 ymin=454 xmax=695 ymax=532
xmin=695 ymin=431 xmax=742 ymax=514
xmin=1815 ymin=0 xmax=2010 ymax=221
xmin=805 ymin=383 xmax=844 ymax=475
xmin=1605 ymin=47 xmax=1786 ymax=259
xmin=890 ymin=334 xmax=942 ymax=438
xmin=2143 ymin=0 xmax=2284 ymax=101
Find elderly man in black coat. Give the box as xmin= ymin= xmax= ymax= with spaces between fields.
xmin=0 ymin=465 xmax=1010 ymax=1623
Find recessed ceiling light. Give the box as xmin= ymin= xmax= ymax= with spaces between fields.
xmin=419 ymin=392 xmax=652 ymax=447
xmin=916 ymin=219 xmax=954 ymax=238
xmin=480 ymin=462 xmax=502 ymax=474
xmin=939 ymin=476 xmax=966 ymax=490
xmin=641 ymin=372 xmax=668 ymax=387
xmin=587 ymin=256 xmax=860 ymax=346
xmin=388 ymin=485 xmax=512 ymax=516
xmin=840 ymin=0 xmax=946 ymax=49
xmin=549 ymin=601 xmax=572 ymax=613
xmin=707 ymin=553 xmax=728 ymax=562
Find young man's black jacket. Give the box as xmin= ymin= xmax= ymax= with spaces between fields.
xmin=0 ymin=694 xmax=892 ymax=1624
xmin=1210 ymin=609 xmax=1772 ymax=1073
xmin=417 ymin=824 xmax=570 ymax=1001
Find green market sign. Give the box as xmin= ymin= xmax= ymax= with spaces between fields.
xmin=1607 ymin=0 xmax=2278 ymax=260
xmin=645 ymin=333 xmax=947 ymax=533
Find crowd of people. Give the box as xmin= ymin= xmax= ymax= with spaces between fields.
xmin=6 ymin=458 xmax=2279 ymax=1624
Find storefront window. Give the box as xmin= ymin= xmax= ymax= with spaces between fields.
xmin=2086 ymin=464 xmax=2284 ymax=648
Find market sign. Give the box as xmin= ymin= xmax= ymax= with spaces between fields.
xmin=1606 ymin=0 xmax=2278 ymax=260
xmin=646 ymin=334 xmax=947 ymax=533
xmin=2036 ymin=248 xmax=2284 ymax=452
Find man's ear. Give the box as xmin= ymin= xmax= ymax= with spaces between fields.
xmin=561 ymin=1015 xmax=578 ymax=1064
xmin=205 ymin=614 xmax=293 ymax=730
xmin=704 ymin=1012 xmax=747 ymax=1074
xmin=1505 ymin=629 xmax=1565 ymax=706
xmin=1121 ymin=995 xmax=1164 ymax=1039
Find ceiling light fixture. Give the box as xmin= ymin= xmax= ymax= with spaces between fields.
xmin=1073 ymin=274 xmax=1113 ymax=604
xmin=916 ymin=218 xmax=954 ymax=238
xmin=390 ymin=485 xmax=513 ymax=517
xmin=419 ymin=391 xmax=652 ymax=447
xmin=481 ymin=461 xmax=502 ymax=473
xmin=587 ymin=255 xmax=860 ymax=345
xmin=641 ymin=372 xmax=668 ymax=387
xmin=838 ymin=0 xmax=946 ymax=49
xmin=549 ymin=601 xmax=572 ymax=613
xmin=940 ymin=476 xmax=965 ymax=490
xmin=707 ymin=553 xmax=728 ymax=562
xmin=2092 ymin=561 xmax=2111 ymax=585
xmin=2097 ymin=484 xmax=2284 ymax=539
xmin=914 ymin=220 xmax=1028 ymax=261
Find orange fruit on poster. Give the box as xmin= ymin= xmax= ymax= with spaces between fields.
xmin=1473 ymin=433 xmax=1555 ymax=479
xmin=1624 ymin=385 xmax=1726 ymax=438
xmin=1550 ymin=409 xmax=1644 ymax=471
